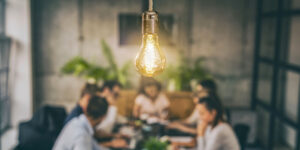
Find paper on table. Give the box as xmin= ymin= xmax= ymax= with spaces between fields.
xmin=119 ymin=126 xmax=135 ymax=137
xmin=129 ymin=139 xmax=136 ymax=149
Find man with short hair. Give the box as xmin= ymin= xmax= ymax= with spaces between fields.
xmin=63 ymin=83 xmax=98 ymax=125
xmin=62 ymin=81 xmax=127 ymax=149
xmin=53 ymin=96 xmax=109 ymax=150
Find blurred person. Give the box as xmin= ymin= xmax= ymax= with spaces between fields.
xmin=93 ymin=81 xmax=129 ymax=149
xmin=63 ymin=83 xmax=98 ymax=125
xmin=167 ymin=91 xmax=211 ymax=135
xmin=167 ymin=79 xmax=219 ymax=134
xmin=133 ymin=77 xmax=170 ymax=120
xmin=196 ymin=97 xmax=239 ymax=150
xmin=63 ymin=81 xmax=128 ymax=149
xmin=94 ymin=81 xmax=130 ymax=139
xmin=188 ymin=79 xmax=218 ymax=124
xmin=53 ymin=96 xmax=111 ymax=150
xmin=96 ymin=80 xmax=122 ymax=133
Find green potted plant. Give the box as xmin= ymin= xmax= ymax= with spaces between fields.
xmin=61 ymin=40 xmax=132 ymax=87
xmin=157 ymin=57 xmax=213 ymax=91
xmin=61 ymin=56 xmax=109 ymax=84
xmin=143 ymin=137 xmax=168 ymax=150
xmin=101 ymin=40 xmax=131 ymax=87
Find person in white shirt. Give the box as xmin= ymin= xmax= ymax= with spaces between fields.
xmin=168 ymin=79 xmax=218 ymax=134
xmin=133 ymin=77 xmax=170 ymax=120
xmin=196 ymin=97 xmax=240 ymax=150
xmin=94 ymin=81 xmax=129 ymax=148
xmin=186 ymin=79 xmax=218 ymax=124
xmin=53 ymin=96 xmax=110 ymax=150
xmin=96 ymin=81 xmax=122 ymax=133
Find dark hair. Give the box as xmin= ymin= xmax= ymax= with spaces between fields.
xmin=138 ymin=77 xmax=162 ymax=96
xmin=86 ymin=96 xmax=109 ymax=119
xmin=198 ymin=79 xmax=217 ymax=92
xmin=206 ymin=90 xmax=222 ymax=103
xmin=80 ymin=83 xmax=99 ymax=98
xmin=99 ymin=80 xmax=121 ymax=92
xmin=198 ymin=96 xmax=225 ymax=128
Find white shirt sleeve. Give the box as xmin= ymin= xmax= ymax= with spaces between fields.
xmin=96 ymin=106 xmax=118 ymax=133
xmin=197 ymin=136 xmax=205 ymax=150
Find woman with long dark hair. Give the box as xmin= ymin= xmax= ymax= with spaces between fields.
xmin=167 ymin=79 xmax=220 ymax=134
xmin=197 ymin=97 xmax=240 ymax=150
xmin=188 ymin=79 xmax=219 ymax=124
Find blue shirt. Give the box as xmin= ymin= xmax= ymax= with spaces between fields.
xmin=64 ymin=104 xmax=83 ymax=125
xmin=53 ymin=114 xmax=106 ymax=150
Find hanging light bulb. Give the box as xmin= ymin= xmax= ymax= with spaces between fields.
xmin=135 ymin=0 xmax=166 ymax=77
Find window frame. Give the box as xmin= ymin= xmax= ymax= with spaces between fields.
xmin=0 ymin=0 xmax=11 ymax=137
xmin=251 ymin=0 xmax=300 ymax=149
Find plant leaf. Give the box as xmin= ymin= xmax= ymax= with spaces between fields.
xmin=101 ymin=40 xmax=118 ymax=73
xmin=61 ymin=56 xmax=90 ymax=77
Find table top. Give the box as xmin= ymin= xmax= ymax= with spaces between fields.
xmin=111 ymin=120 xmax=196 ymax=150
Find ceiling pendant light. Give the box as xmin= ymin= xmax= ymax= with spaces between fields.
xmin=135 ymin=0 xmax=166 ymax=77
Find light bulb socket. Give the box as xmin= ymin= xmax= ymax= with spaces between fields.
xmin=142 ymin=11 xmax=159 ymax=34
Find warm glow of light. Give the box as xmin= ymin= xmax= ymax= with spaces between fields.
xmin=135 ymin=33 xmax=166 ymax=77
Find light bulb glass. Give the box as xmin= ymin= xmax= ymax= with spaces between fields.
xmin=135 ymin=33 xmax=166 ymax=77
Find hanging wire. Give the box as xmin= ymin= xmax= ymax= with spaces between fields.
xmin=149 ymin=0 xmax=153 ymax=11
xmin=78 ymin=0 xmax=84 ymax=56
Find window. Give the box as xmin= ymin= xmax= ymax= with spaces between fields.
xmin=0 ymin=0 xmax=10 ymax=135
xmin=0 ymin=0 xmax=5 ymax=35
xmin=0 ymin=37 xmax=11 ymax=134
xmin=252 ymin=0 xmax=300 ymax=149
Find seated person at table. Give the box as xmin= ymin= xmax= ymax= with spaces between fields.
xmin=64 ymin=83 xmax=98 ymax=125
xmin=187 ymin=79 xmax=218 ymax=124
xmin=96 ymin=80 xmax=122 ymax=134
xmin=168 ymin=79 xmax=218 ymax=134
xmin=53 ymin=96 xmax=109 ymax=150
xmin=94 ymin=81 xmax=130 ymax=148
xmin=133 ymin=77 xmax=170 ymax=120
xmin=196 ymin=97 xmax=239 ymax=150
xmin=63 ymin=82 xmax=128 ymax=148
